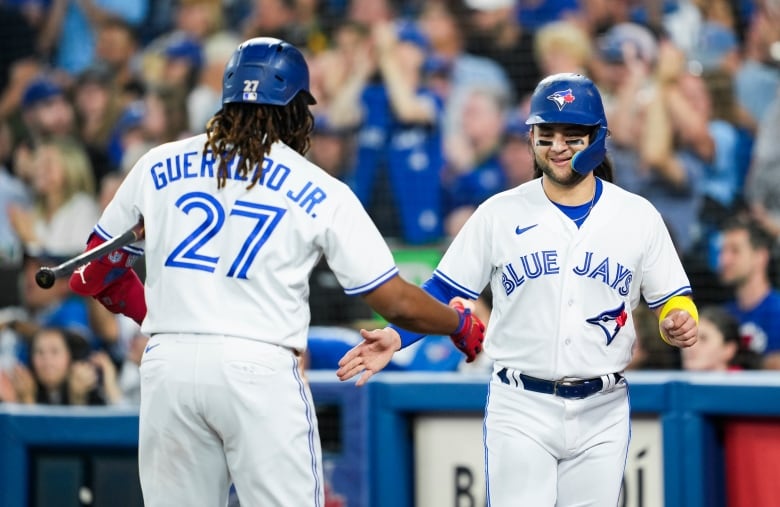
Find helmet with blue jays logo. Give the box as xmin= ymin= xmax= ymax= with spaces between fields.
xmin=222 ymin=37 xmax=316 ymax=106
xmin=526 ymin=73 xmax=608 ymax=174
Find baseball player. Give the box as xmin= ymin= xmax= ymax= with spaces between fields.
xmin=338 ymin=73 xmax=699 ymax=505
xmin=67 ymin=37 xmax=485 ymax=506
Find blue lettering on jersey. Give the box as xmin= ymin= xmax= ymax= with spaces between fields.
xmin=183 ymin=151 xmax=198 ymax=178
xmin=287 ymin=183 xmax=327 ymax=217
xmin=265 ymin=162 xmax=290 ymax=190
xmin=573 ymin=251 xmax=632 ymax=296
xmin=166 ymin=154 xmax=182 ymax=183
xmin=230 ymin=155 xmax=247 ymax=180
xmin=502 ymin=250 xmax=558 ymax=295
xmin=150 ymin=151 xmax=202 ymax=189
xmin=201 ymin=150 xmax=216 ymax=177
xmin=151 ymin=160 xmax=166 ymax=189
xmin=149 ymin=153 xmax=328 ymax=218
xmin=501 ymin=250 xmax=632 ymax=296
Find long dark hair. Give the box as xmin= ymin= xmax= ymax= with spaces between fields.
xmin=203 ymin=94 xmax=314 ymax=189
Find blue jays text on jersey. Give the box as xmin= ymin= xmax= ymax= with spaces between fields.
xmin=148 ymin=150 xmax=328 ymax=218
xmin=502 ymin=250 xmax=633 ymax=297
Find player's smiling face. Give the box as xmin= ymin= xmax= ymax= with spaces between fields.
xmin=531 ymin=124 xmax=591 ymax=186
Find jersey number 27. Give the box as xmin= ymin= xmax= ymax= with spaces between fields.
xmin=164 ymin=191 xmax=285 ymax=279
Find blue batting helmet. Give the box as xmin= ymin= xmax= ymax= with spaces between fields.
xmin=222 ymin=37 xmax=316 ymax=106
xmin=526 ymin=73 xmax=608 ymax=174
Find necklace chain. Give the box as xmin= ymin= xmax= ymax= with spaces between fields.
xmin=540 ymin=179 xmax=598 ymax=224
xmin=571 ymin=192 xmax=596 ymax=223
xmin=571 ymin=184 xmax=597 ymax=223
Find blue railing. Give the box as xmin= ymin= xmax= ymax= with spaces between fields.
xmin=1 ymin=371 xmax=779 ymax=507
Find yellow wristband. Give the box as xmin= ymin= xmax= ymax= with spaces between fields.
xmin=658 ymin=296 xmax=699 ymax=345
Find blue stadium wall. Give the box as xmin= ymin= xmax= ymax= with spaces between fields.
xmin=2 ymin=371 xmax=780 ymax=507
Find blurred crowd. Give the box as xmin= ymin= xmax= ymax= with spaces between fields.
xmin=1 ymin=0 xmax=780 ymax=407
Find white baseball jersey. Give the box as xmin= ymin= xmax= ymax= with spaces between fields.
xmin=435 ymin=177 xmax=690 ymax=379
xmin=96 ymin=134 xmax=398 ymax=351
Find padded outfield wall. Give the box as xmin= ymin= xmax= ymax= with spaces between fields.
xmin=2 ymin=371 xmax=780 ymax=506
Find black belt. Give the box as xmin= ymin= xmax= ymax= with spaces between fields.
xmin=496 ymin=368 xmax=622 ymax=400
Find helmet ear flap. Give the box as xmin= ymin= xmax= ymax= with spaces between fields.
xmin=571 ymin=125 xmax=607 ymax=174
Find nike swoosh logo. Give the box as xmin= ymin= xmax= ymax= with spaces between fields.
xmin=145 ymin=343 xmax=160 ymax=353
xmin=515 ymin=224 xmax=538 ymax=235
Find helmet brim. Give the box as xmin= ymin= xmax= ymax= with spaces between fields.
xmin=526 ymin=110 xmax=602 ymax=127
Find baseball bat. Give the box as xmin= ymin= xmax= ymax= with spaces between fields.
xmin=35 ymin=221 xmax=145 ymax=289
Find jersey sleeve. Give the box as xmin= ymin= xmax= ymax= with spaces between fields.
xmin=640 ymin=207 xmax=692 ymax=309
xmin=433 ymin=206 xmax=492 ymax=299
xmin=94 ymin=153 xmax=147 ymax=255
xmin=321 ymin=187 xmax=398 ymax=295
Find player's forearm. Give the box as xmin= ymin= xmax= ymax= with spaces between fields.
xmin=363 ymin=277 xmax=460 ymax=336
xmin=386 ymin=295 xmax=460 ymax=335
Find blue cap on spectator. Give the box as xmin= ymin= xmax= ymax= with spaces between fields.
xmin=107 ymin=100 xmax=146 ymax=168
xmin=396 ymin=20 xmax=429 ymax=52
xmin=597 ymin=23 xmax=658 ymax=65
xmin=163 ymin=36 xmax=204 ymax=69
xmin=690 ymin=23 xmax=737 ymax=70
xmin=504 ymin=111 xmax=529 ymax=139
xmin=21 ymin=77 xmax=64 ymax=109
xmin=313 ymin=114 xmax=347 ymax=137
xmin=423 ymin=55 xmax=452 ymax=76
xmin=115 ymin=101 xmax=146 ymax=134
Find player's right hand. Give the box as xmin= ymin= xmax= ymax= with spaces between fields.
xmin=449 ymin=301 xmax=486 ymax=363
xmin=336 ymin=327 xmax=401 ymax=387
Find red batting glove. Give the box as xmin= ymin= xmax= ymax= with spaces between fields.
xmin=69 ymin=233 xmax=140 ymax=296
xmin=94 ymin=268 xmax=147 ymax=326
xmin=450 ymin=302 xmax=486 ymax=363
xmin=69 ymin=233 xmax=147 ymax=325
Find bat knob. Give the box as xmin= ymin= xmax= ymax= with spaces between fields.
xmin=35 ymin=268 xmax=56 ymax=289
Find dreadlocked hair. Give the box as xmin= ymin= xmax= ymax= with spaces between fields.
xmin=203 ymin=93 xmax=314 ymax=189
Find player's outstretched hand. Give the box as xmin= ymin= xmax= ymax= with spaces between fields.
xmin=450 ymin=301 xmax=486 ymax=363
xmin=660 ymin=310 xmax=698 ymax=348
xmin=337 ymin=327 xmax=401 ymax=387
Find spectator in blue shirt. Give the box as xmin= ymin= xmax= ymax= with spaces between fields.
xmin=717 ymin=215 xmax=780 ymax=369
xmin=329 ymin=19 xmax=446 ymax=244
xmin=37 ymin=0 xmax=148 ymax=76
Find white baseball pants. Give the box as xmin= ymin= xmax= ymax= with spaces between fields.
xmin=138 ymin=334 xmax=323 ymax=507
xmin=484 ymin=371 xmax=630 ymax=506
